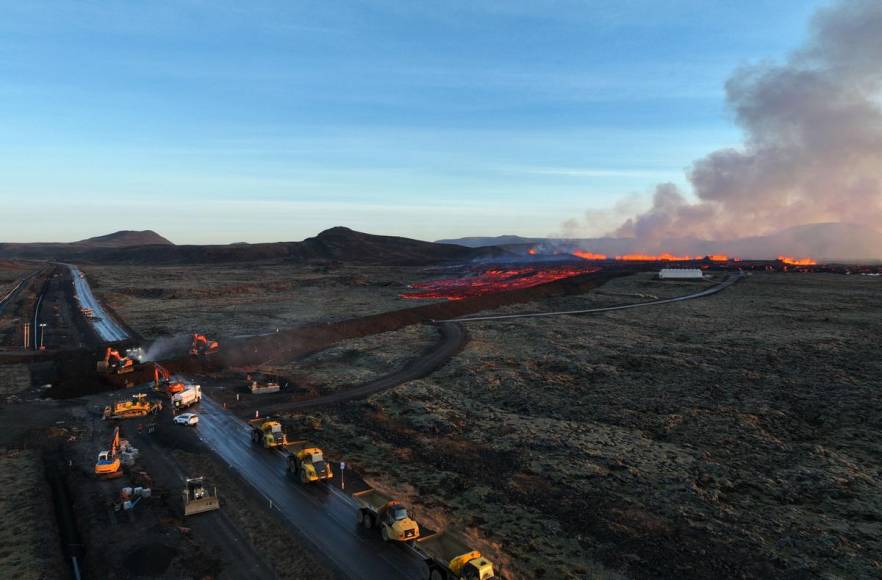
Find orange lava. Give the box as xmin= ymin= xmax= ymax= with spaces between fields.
xmin=778 ymin=256 xmax=818 ymax=266
xmin=614 ymin=253 xmax=702 ymax=261
xmin=707 ymin=255 xmax=729 ymax=262
xmin=401 ymin=265 xmax=600 ymax=300
xmin=572 ymin=250 xmax=608 ymax=260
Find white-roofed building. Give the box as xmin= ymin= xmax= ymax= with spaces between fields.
xmin=658 ymin=268 xmax=704 ymax=280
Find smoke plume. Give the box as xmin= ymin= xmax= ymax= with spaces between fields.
xmin=612 ymin=0 xmax=882 ymax=243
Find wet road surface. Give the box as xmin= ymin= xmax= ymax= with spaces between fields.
xmin=194 ymin=395 xmax=425 ymax=580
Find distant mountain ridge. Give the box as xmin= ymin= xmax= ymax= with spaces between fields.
xmin=0 ymin=227 xmax=507 ymax=265
xmin=439 ymin=223 xmax=882 ymax=262
xmin=436 ymin=234 xmax=545 ymax=247
xmin=2 ymin=223 xmax=878 ymax=264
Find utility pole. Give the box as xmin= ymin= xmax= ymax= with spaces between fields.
xmin=39 ymin=323 xmax=47 ymax=350
xmin=23 ymin=322 xmax=30 ymax=349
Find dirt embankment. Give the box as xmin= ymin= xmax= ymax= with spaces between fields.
xmin=47 ymin=269 xmax=623 ymax=399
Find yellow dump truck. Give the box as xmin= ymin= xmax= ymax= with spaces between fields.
xmin=182 ymin=477 xmax=220 ymax=516
xmin=249 ymin=418 xmax=288 ymax=448
xmin=414 ymin=532 xmax=496 ymax=580
xmin=282 ymin=440 xmax=333 ymax=484
xmin=353 ymin=488 xmax=419 ymax=542
xmin=103 ymin=394 xmax=162 ymax=420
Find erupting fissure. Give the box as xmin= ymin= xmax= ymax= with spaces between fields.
xmin=401 ymin=265 xmax=600 ymax=300
xmin=778 ymin=256 xmax=818 ymax=266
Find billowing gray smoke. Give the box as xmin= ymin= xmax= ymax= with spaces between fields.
xmin=613 ymin=0 xmax=882 ymax=245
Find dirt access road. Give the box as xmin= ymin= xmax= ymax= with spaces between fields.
xmin=249 ymin=321 xmax=467 ymax=416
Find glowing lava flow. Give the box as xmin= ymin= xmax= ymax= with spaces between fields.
xmin=615 ymin=253 xmax=702 ymax=261
xmin=572 ymin=250 xmax=608 ymax=260
xmin=778 ymin=256 xmax=818 ymax=266
xmin=401 ymin=265 xmax=601 ymax=300
xmin=707 ymin=255 xmax=729 ymax=262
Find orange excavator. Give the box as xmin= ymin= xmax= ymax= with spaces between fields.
xmin=153 ymin=362 xmax=186 ymax=396
xmin=190 ymin=333 xmax=219 ymax=357
xmin=94 ymin=426 xmax=124 ymax=479
xmin=97 ymin=347 xmax=135 ymax=375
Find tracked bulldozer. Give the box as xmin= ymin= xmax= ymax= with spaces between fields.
xmin=103 ymin=393 xmax=162 ymax=420
xmin=182 ymin=477 xmax=220 ymax=516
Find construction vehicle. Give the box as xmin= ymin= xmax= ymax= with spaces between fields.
xmin=190 ymin=333 xmax=219 ymax=356
xmin=282 ymin=440 xmax=333 ymax=484
xmin=353 ymin=489 xmax=419 ymax=542
xmin=415 ymin=532 xmax=496 ymax=580
xmin=153 ymin=363 xmax=186 ymax=396
xmin=249 ymin=418 xmax=288 ymax=448
xmin=94 ymin=426 xmax=124 ymax=479
xmin=125 ymin=346 xmax=144 ymax=362
xmin=103 ymin=393 xmax=162 ymax=420
xmin=249 ymin=380 xmax=281 ymax=394
xmin=172 ymin=384 xmax=202 ymax=409
xmin=181 ymin=477 xmax=220 ymax=516
xmin=97 ymin=347 xmax=135 ymax=375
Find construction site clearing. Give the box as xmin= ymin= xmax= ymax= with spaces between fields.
xmin=0 ymin=252 xmax=880 ymax=580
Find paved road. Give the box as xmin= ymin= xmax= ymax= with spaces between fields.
xmin=254 ymin=321 xmax=466 ymax=416
xmin=441 ymin=271 xmax=745 ymax=323
xmin=65 ymin=263 xmax=130 ymax=342
xmin=195 ymin=396 xmax=425 ymax=580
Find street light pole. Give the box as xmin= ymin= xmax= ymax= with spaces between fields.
xmin=23 ymin=322 xmax=30 ymax=350
xmin=39 ymin=323 xmax=47 ymax=350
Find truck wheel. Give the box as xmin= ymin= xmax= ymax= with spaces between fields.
xmin=429 ymin=569 xmax=444 ymax=580
xmin=299 ymin=470 xmax=308 ymax=484
xmin=381 ymin=526 xmax=390 ymax=542
xmin=364 ymin=514 xmax=373 ymax=529
xmin=357 ymin=510 xmax=364 ymax=526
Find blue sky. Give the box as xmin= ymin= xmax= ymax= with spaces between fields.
xmin=0 ymin=0 xmax=825 ymax=244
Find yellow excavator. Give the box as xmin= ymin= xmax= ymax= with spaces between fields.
xmin=103 ymin=393 xmax=162 ymax=420
xmin=94 ymin=426 xmax=124 ymax=479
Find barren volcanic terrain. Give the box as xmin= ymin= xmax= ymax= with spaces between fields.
xmin=81 ymin=261 xmax=433 ymax=338
xmin=273 ymin=273 xmax=880 ymax=578
xmin=83 ymin=263 xmax=882 ymax=579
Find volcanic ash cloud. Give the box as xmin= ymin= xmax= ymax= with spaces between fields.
xmin=613 ymin=0 xmax=882 ymax=244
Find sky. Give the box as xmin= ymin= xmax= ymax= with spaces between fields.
xmin=0 ymin=0 xmax=827 ymax=244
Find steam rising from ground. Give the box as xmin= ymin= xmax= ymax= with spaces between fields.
xmin=141 ymin=334 xmax=193 ymax=362
xmin=604 ymin=0 xmax=882 ymax=245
